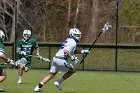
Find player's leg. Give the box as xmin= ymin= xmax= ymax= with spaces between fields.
xmin=0 ymin=67 xmax=7 ymax=92
xmin=34 ymin=57 xmax=58 ymax=92
xmin=60 ymin=68 xmax=75 ymax=81
xmin=18 ymin=64 xmax=25 ymax=84
xmin=18 ymin=62 xmax=30 ymax=84
xmin=0 ymin=67 xmax=7 ymax=83
xmin=54 ymin=68 xmax=75 ymax=90
xmin=54 ymin=60 xmax=75 ymax=90
xmin=34 ymin=72 xmax=57 ymax=92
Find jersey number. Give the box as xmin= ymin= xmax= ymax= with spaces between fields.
xmin=60 ymin=40 xmax=68 ymax=49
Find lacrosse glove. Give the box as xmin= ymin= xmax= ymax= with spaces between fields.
xmin=36 ymin=55 xmax=43 ymax=60
xmin=42 ymin=58 xmax=50 ymax=62
xmin=7 ymin=58 xmax=15 ymax=65
xmin=71 ymin=55 xmax=79 ymax=64
xmin=20 ymin=51 xmax=27 ymax=56
xmin=81 ymin=50 xmax=90 ymax=54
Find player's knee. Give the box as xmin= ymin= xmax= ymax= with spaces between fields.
xmin=20 ymin=65 xmax=25 ymax=69
xmin=49 ymin=72 xmax=57 ymax=78
xmin=0 ymin=73 xmax=7 ymax=82
xmin=68 ymin=69 xmax=75 ymax=74
xmin=24 ymin=69 xmax=29 ymax=72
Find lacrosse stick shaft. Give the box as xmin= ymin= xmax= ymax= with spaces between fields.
xmin=28 ymin=55 xmax=50 ymax=62
xmin=76 ymin=22 xmax=112 ymax=71
xmin=0 ymin=62 xmax=9 ymax=65
xmin=76 ymin=31 xmax=103 ymax=71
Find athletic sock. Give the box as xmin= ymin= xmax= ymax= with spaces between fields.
xmin=18 ymin=76 xmax=22 ymax=81
xmin=57 ymin=77 xmax=64 ymax=84
xmin=38 ymin=82 xmax=44 ymax=88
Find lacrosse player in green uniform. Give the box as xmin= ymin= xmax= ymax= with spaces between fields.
xmin=0 ymin=30 xmax=14 ymax=91
xmin=16 ymin=29 xmax=40 ymax=84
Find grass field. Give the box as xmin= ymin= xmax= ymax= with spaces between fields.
xmin=1 ymin=69 xmax=140 ymax=93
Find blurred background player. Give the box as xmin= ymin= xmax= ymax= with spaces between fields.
xmin=34 ymin=28 xmax=90 ymax=92
xmin=0 ymin=30 xmax=14 ymax=91
xmin=16 ymin=29 xmax=40 ymax=84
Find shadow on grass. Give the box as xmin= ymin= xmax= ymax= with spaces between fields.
xmin=0 ymin=90 xmax=6 ymax=92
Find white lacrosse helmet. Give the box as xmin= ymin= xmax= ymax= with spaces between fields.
xmin=69 ymin=28 xmax=82 ymax=42
xmin=23 ymin=29 xmax=31 ymax=40
xmin=0 ymin=30 xmax=5 ymax=42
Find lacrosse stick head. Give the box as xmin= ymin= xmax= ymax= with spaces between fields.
xmin=15 ymin=58 xmax=27 ymax=66
xmin=102 ymin=22 xmax=112 ymax=33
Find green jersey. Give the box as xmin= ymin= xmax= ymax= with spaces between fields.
xmin=0 ymin=41 xmax=4 ymax=74
xmin=16 ymin=38 xmax=38 ymax=65
xmin=0 ymin=41 xmax=4 ymax=53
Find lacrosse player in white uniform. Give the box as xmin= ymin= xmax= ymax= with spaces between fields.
xmin=34 ymin=28 xmax=90 ymax=92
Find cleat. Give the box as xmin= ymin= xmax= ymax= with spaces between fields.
xmin=54 ymin=82 xmax=62 ymax=90
xmin=34 ymin=85 xmax=42 ymax=92
xmin=17 ymin=80 xmax=22 ymax=84
xmin=0 ymin=88 xmax=4 ymax=92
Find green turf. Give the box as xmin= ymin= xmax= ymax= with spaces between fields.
xmin=0 ymin=69 xmax=140 ymax=93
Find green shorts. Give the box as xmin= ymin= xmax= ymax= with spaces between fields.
xmin=25 ymin=62 xmax=31 ymax=68
xmin=0 ymin=66 xmax=4 ymax=74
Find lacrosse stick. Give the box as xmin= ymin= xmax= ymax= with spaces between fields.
xmin=0 ymin=62 xmax=9 ymax=65
xmin=28 ymin=55 xmax=50 ymax=62
xmin=0 ymin=60 xmax=15 ymax=66
xmin=76 ymin=22 xmax=112 ymax=71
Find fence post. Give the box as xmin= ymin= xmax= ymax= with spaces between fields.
xmin=48 ymin=46 xmax=51 ymax=69
xmin=82 ymin=47 xmax=85 ymax=71
xmin=115 ymin=0 xmax=119 ymax=71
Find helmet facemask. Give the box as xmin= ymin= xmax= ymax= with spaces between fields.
xmin=69 ymin=28 xmax=82 ymax=42
xmin=72 ymin=33 xmax=81 ymax=42
xmin=23 ymin=30 xmax=31 ymax=41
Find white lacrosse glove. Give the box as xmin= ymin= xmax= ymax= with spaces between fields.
xmin=7 ymin=58 xmax=15 ymax=65
xmin=81 ymin=50 xmax=90 ymax=54
xmin=42 ymin=58 xmax=50 ymax=62
xmin=71 ymin=55 xmax=79 ymax=64
xmin=20 ymin=51 xmax=26 ymax=56
xmin=36 ymin=55 xmax=43 ymax=60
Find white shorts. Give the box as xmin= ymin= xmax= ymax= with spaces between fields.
xmin=50 ymin=57 xmax=74 ymax=73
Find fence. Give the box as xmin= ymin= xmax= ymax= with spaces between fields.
xmin=3 ymin=42 xmax=140 ymax=71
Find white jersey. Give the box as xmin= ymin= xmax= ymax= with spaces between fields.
xmin=50 ymin=38 xmax=76 ymax=73
xmin=55 ymin=38 xmax=77 ymax=57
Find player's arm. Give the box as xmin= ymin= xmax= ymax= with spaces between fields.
xmin=64 ymin=49 xmax=79 ymax=64
xmin=16 ymin=40 xmax=27 ymax=56
xmin=64 ymin=49 xmax=73 ymax=59
xmin=35 ymin=46 xmax=40 ymax=56
xmin=0 ymin=52 xmax=9 ymax=62
xmin=0 ymin=52 xmax=14 ymax=65
xmin=74 ymin=49 xmax=81 ymax=54
xmin=16 ymin=40 xmax=22 ymax=54
xmin=33 ymin=39 xmax=40 ymax=56
xmin=16 ymin=45 xmax=26 ymax=56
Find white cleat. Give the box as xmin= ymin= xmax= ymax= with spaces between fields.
xmin=34 ymin=85 xmax=42 ymax=92
xmin=54 ymin=82 xmax=62 ymax=90
xmin=17 ymin=80 xmax=22 ymax=84
xmin=0 ymin=88 xmax=4 ymax=92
